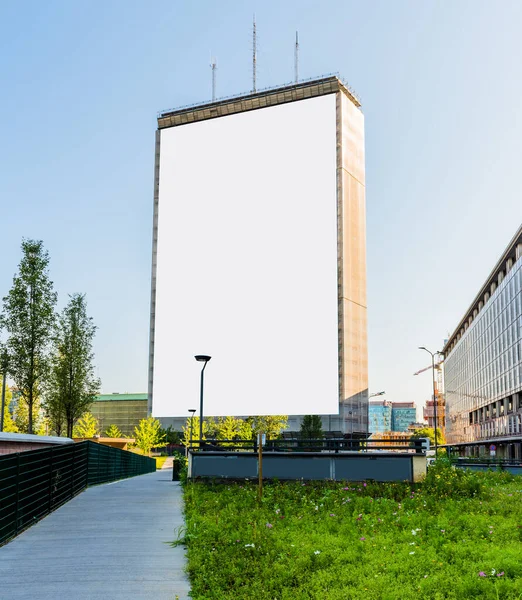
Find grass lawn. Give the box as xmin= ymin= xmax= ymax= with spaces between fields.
xmin=155 ymin=456 xmax=168 ymax=469
xmin=179 ymin=461 xmax=522 ymax=599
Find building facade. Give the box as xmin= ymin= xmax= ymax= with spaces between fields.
xmin=90 ymin=394 xmax=148 ymax=437
xmin=368 ymin=400 xmax=417 ymax=434
xmin=368 ymin=400 xmax=392 ymax=433
xmin=443 ymin=225 xmax=522 ymax=459
xmin=149 ymin=76 xmax=368 ymax=434
xmin=391 ymin=402 xmax=417 ymax=432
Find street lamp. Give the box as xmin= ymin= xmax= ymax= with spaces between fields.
xmin=369 ymin=391 xmax=386 ymax=397
xmin=188 ymin=409 xmax=196 ymax=449
xmin=419 ymin=347 xmax=443 ymax=457
xmin=194 ymin=355 xmax=211 ymax=446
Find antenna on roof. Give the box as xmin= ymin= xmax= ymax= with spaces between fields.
xmin=252 ymin=15 xmax=257 ymax=92
xmin=294 ymin=31 xmax=299 ymax=83
xmin=210 ymin=55 xmax=217 ymax=101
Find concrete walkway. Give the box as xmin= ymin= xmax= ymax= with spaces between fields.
xmin=0 ymin=470 xmax=190 ymax=600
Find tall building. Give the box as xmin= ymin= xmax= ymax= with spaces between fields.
xmin=149 ymin=76 xmax=368 ymax=434
xmin=443 ymin=225 xmax=522 ymax=459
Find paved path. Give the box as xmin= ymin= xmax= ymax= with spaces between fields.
xmin=0 ymin=470 xmax=190 ymax=600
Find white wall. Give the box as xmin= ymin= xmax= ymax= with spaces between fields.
xmin=153 ymin=94 xmax=338 ymax=417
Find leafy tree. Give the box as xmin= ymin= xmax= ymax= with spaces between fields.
xmin=247 ymin=415 xmax=288 ymax=440
xmin=46 ymin=293 xmax=100 ymax=437
xmin=0 ymin=378 xmax=17 ymax=433
xmin=1 ymin=240 xmax=57 ymax=433
xmin=214 ymin=416 xmax=253 ymax=447
xmin=300 ymin=415 xmax=323 ymax=439
xmin=105 ymin=424 xmax=123 ymax=438
xmin=13 ymin=394 xmax=46 ymax=434
xmin=73 ymin=412 xmax=99 ymax=438
xmin=411 ymin=426 xmax=445 ymax=447
xmin=181 ymin=416 xmax=212 ymax=448
xmin=134 ymin=416 xmax=167 ymax=456
xmin=159 ymin=426 xmax=183 ymax=445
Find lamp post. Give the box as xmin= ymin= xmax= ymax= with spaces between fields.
xmin=419 ymin=347 xmax=442 ymax=457
xmin=188 ymin=409 xmax=196 ymax=449
xmin=194 ymin=355 xmax=211 ymax=446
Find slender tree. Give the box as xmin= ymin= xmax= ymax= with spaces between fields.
xmin=300 ymin=415 xmax=323 ymax=440
xmin=134 ymin=416 xmax=167 ymax=456
xmin=73 ymin=412 xmax=99 ymax=438
xmin=0 ymin=378 xmax=17 ymax=433
xmin=46 ymin=293 xmax=100 ymax=437
xmin=105 ymin=424 xmax=123 ymax=438
xmin=1 ymin=240 xmax=57 ymax=433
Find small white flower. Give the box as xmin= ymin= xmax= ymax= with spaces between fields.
xmin=411 ymin=530 xmax=417 ymax=536
xmin=491 ymin=568 xmax=496 ymax=575
xmin=416 ymin=528 xmax=421 ymax=532
xmin=314 ymin=550 xmax=321 ymax=555
xmin=315 ymin=506 xmax=319 ymax=510
xmin=409 ymin=551 xmax=415 ymax=555
xmin=409 ymin=542 xmax=415 ymax=546
xmin=244 ymin=543 xmax=255 ymax=548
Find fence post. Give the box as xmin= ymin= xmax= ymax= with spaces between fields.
xmin=70 ymin=443 xmax=76 ymax=498
xmin=48 ymin=447 xmax=55 ymax=512
xmin=14 ymin=453 xmax=20 ymax=534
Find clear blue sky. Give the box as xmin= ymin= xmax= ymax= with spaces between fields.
xmin=1 ymin=1 xmax=521 ymax=417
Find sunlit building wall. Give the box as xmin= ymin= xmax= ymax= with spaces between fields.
xmin=443 ymin=225 xmax=522 ymax=458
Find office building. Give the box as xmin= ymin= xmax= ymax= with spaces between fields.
xmin=368 ymin=400 xmax=392 ymax=433
xmin=149 ymin=75 xmax=368 ymax=434
xmin=391 ymin=402 xmax=417 ymax=432
xmin=443 ymin=225 xmax=522 ymax=458
xmin=90 ymin=393 xmax=148 ymax=437
xmin=369 ymin=400 xmax=417 ymax=434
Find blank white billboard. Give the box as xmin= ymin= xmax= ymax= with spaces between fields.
xmin=153 ymin=94 xmax=338 ymax=417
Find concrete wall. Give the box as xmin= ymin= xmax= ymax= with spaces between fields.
xmin=189 ymin=451 xmax=426 ymax=483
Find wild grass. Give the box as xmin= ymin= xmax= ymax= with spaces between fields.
xmin=179 ymin=460 xmax=522 ymax=599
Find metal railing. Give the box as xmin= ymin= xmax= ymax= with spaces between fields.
xmin=188 ymin=437 xmax=427 ymax=454
xmin=0 ymin=441 xmax=155 ymax=546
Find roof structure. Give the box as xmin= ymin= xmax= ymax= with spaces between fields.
xmin=157 ymin=74 xmax=361 ymax=130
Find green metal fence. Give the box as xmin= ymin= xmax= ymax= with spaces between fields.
xmin=86 ymin=442 xmax=156 ymax=486
xmin=0 ymin=441 xmax=155 ymax=545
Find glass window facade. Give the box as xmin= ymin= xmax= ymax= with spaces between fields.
xmin=368 ymin=402 xmax=392 ymax=434
xmin=444 ymin=256 xmax=522 ymax=444
xmin=391 ymin=406 xmax=417 ymax=432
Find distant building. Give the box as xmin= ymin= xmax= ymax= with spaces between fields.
xmin=369 ymin=400 xmax=417 ymax=434
xmin=391 ymin=402 xmax=417 ymax=432
xmin=90 ymin=394 xmax=148 ymax=437
xmin=443 ymin=225 xmax=522 ymax=459
xmin=407 ymin=422 xmax=427 ymax=432
xmin=368 ymin=400 xmax=392 ymax=433
xmin=423 ymin=399 xmax=446 ymax=432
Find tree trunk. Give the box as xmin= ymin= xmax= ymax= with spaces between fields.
xmin=28 ymin=391 xmax=33 ymax=435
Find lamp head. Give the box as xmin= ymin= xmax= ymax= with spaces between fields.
xmin=195 ymin=355 xmax=211 ymax=363
xmin=189 ymin=409 xmax=196 ymax=414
